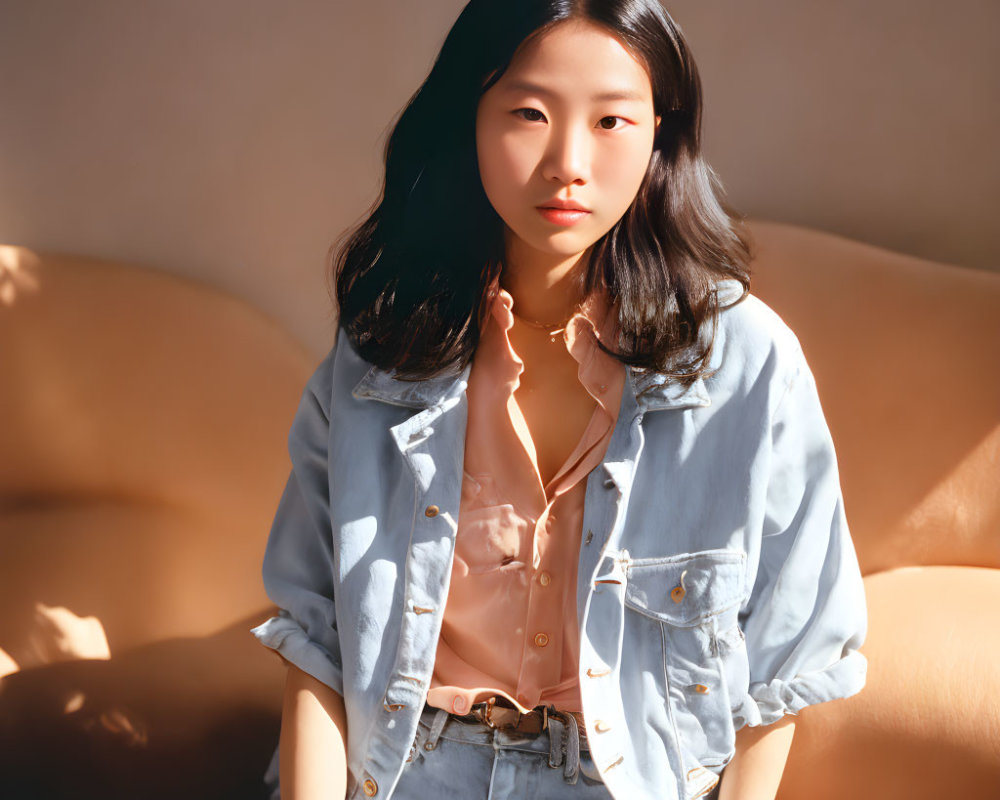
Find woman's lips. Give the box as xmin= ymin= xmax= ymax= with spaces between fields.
xmin=536 ymin=206 xmax=590 ymax=226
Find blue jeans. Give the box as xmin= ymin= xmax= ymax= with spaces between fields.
xmin=390 ymin=703 xmax=615 ymax=799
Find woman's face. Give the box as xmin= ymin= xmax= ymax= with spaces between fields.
xmin=476 ymin=19 xmax=660 ymax=264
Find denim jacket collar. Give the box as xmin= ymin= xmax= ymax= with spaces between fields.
xmin=629 ymin=369 xmax=710 ymax=412
xmin=350 ymin=278 xmax=742 ymax=412
xmin=351 ymin=363 xmax=472 ymax=409
xmin=352 ymin=361 xmax=711 ymax=413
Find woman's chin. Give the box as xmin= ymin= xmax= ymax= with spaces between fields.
xmin=510 ymin=233 xmax=600 ymax=262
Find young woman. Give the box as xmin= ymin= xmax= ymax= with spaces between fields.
xmin=251 ymin=1 xmax=869 ymax=799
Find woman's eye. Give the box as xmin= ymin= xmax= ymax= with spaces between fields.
xmin=597 ymin=116 xmax=627 ymax=131
xmin=511 ymin=110 xmax=628 ymax=129
xmin=514 ymin=108 xmax=545 ymax=122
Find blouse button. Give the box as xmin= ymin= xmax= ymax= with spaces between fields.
xmin=670 ymin=585 xmax=686 ymax=603
xmin=538 ymin=571 xmax=552 ymax=586
xmin=424 ymin=505 xmax=440 ymax=518
xmin=534 ymin=632 xmax=550 ymax=647
xmin=363 ymin=778 xmax=378 ymax=796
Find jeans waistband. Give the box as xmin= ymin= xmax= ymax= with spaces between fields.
xmin=418 ymin=703 xmax=589 ymax=784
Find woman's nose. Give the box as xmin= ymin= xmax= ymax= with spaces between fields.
xmin=540 ymin=124 xmax=590 ymax=186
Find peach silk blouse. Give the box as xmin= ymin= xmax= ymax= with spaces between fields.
xmin=425 ymin=284 xmax=625 ymax=716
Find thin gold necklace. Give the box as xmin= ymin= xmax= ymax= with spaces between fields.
xmin=511 ymin=309 xmax=576 ymax=343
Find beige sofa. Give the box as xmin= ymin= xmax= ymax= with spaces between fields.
xmin=0 ymin=248 xmax=310 ymax=797
xmin=749 ymin=223 xmax=1000 ymax=800
xmin=0 ymin=222 xmax=997 ymax=798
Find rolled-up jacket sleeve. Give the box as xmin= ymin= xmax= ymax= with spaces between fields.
xmin=733 ymin=344 xmax=868 ymax=729
xmin=250 ymin=353 xmax=344 ymax=697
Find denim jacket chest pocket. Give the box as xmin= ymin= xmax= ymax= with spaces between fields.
xmin=623 ymin=549 xmax=749 ymax=767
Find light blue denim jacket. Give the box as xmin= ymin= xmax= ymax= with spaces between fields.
xmin=251 ymin=280 xmax=868 ymax=800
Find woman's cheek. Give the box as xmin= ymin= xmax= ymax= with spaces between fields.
xmin=598 ymin=150 xmax=650 ymax=215
xmin=479 ymin=137 xmax=519 ymax=197
xmin=496 ymin=134 xmax=535 ymax=184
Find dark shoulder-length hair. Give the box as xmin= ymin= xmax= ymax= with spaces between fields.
xmin=332 ymin=0 xmax=751 ymax=381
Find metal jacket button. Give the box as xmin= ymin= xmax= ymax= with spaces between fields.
xmin=424 ymin=505 xmax=439 ymax=518
xmin=671 ymin=585 xmax=686 ymax=603
xmin=363 ymin=778 xmax=378 ymax=796
xmin=693 ymin=684 xmax=710 ymax=694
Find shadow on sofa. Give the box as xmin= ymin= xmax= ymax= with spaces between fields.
xmin=0 ymin=247 xmax=309 ymax=798
xmin=0 ymin=223 xmax=997 ymax=799
xmin=0 ymin=614 xmax=278 ymax=799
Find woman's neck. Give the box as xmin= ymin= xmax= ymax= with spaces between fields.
xmin=500 ymin=237 xmax=591 ymax=325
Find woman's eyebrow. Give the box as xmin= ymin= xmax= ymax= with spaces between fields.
xmin=501 ymin=79 xmax=646 ymax=102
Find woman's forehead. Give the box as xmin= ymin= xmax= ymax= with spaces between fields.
xmin=490 ymin=20 xmax=654 ymax=103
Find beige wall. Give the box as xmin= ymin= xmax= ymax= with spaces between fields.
xmin=1 ymin=0 xmax=996 ymax=357
xmin=669 ymin=0 xmax=1000 ymax=275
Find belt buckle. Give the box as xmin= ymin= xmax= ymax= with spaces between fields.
xmin=480 ymin=697 xmax=550 ymax=733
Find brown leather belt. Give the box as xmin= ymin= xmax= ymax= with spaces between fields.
xmin=452 ymin=696 xmax=587 ymax=738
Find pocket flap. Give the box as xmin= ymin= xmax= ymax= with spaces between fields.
xmin=624 ymin=549 xmax=746 ymax=626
